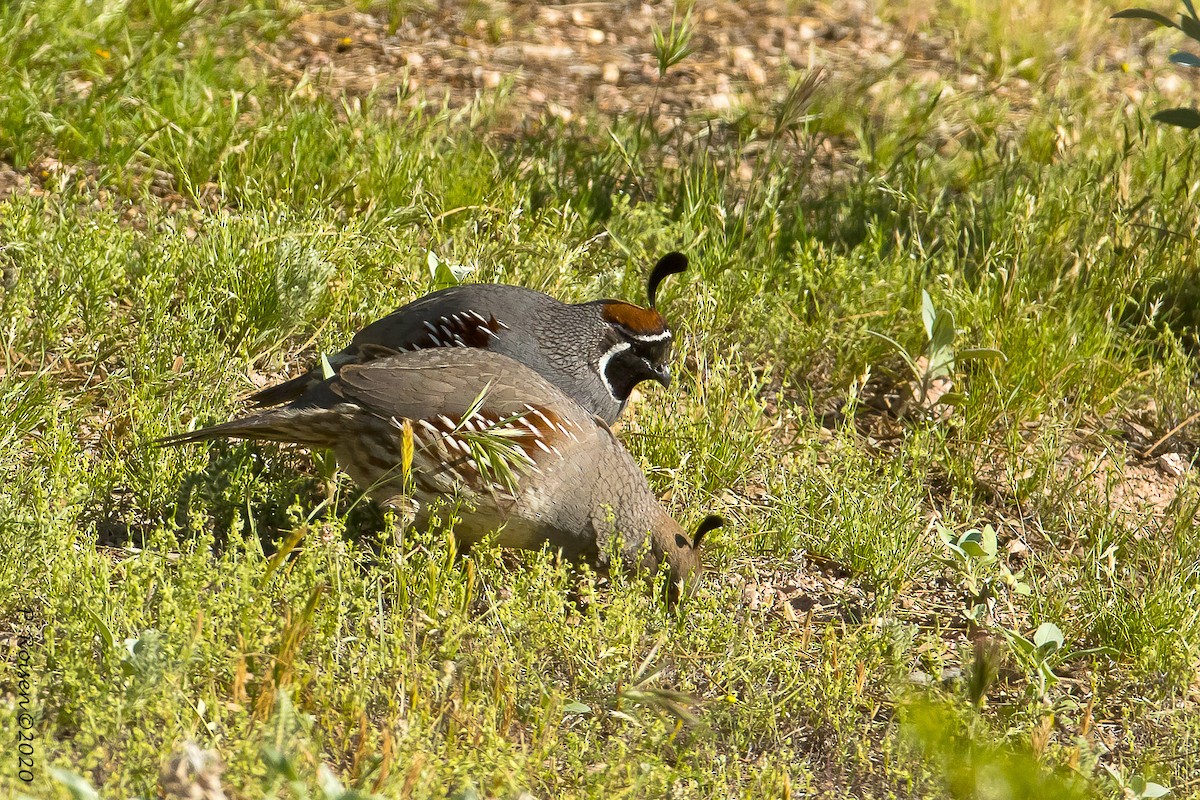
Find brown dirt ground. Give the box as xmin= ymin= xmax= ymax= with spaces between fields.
xmin=266 ymin=0 xmax=1158 ymax=128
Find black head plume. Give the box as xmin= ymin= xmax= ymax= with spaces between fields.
xmin=693 ymin=514 xmax=724 ymax=548
xmin=646 ymin=252 xmax=688 ymax=309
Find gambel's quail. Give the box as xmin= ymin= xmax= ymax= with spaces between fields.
xmin=247 ymin=253 xmax=690 ymax=424
xmin=161 ymin=348 xmax=718 ymax=597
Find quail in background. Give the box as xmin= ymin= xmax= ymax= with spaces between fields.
xmin=247 ymin=253 xmax=690 ymax=424
xmin=161 ymin=348 xmax=720 ymax=598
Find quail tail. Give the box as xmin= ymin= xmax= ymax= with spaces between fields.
xmin=243 ymin=371 xmax=319 ymax=408
xmin=154 ymin=406 xmax=351 ymax=450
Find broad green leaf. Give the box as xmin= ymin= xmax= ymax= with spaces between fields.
xmin=1002 ymin=629 xmax=1036 ymax=657
xmin=966 ymin=603 xmax=989 ymax=622
xmin=85 ymin=606 xmax=115 ymax=653
xmin=1152 ymin=107 xmax=1200 ymax=128
xmin=427 ymin=249 xmax=465 ymax=289
xmin=921 ymin=289 xmax=936 ymax=340
xmin=1183 ymin=10 xmax=1200 ymax=39
xmin=320 ymin=352 xmax=335 ymax=380
xmin=1033 ymin=622 xmax=1064 ymax=653
xmin=1110 ymin=9 xmax=1179 ymax=28
xmin=961 ymin=540 xmax=988 ymax=559
xmin=563 ymin=701 xmax=592 ymax=715
xmin=980 ymin=525 xmax=998 ymax=557
xmin=1169 ymin=50 xmax=1200 ymax=67
xmin=926 ymin=307 xmax=956 ymax=380
xmin=49 ymin=769 xmax=99 ymax=800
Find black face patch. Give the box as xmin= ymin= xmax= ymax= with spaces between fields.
xmin=628 ymin=335 xmax=672 ymax=371
xmin=595 ymin=301 xmax=674 ymax=403
xmin=600 ymin=343 xmax=672 ymax=402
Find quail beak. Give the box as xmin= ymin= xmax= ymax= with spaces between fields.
xmin=653 ymin=363 xmax=672 ymax=389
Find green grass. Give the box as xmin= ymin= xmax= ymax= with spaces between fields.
xmin=4 ymin=0 xmax=1200 ymax=797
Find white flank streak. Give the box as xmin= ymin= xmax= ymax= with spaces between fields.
xmin=534 ymin=439 xmax=551 ymax=454
xmin=532 ymin=409 xmax=553 ymax=428
xmin=428 ymin=333 xmax=441 ymax=345
xmin=596 ymin=342 xmax=632 ymax=399
xmin=437 ymin=415 xmax=456 ymax=430
xmin=452 ymin=335 xmax=466 ymax=346
xmin=424 ymin=321 xmax=439 ymax=334
xmin=418 ymin=419 xmax=441 ymax=436
xmin=521 ymin=418 xmax=540 ymax=435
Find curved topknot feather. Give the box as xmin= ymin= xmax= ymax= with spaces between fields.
xmin=646 ymin=252 xmax=689 ymax=309
xmin=693 ymin=514 xmax=724 ymax=548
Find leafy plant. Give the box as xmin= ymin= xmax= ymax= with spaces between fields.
xmin=869 ymin=290 xmax=1005 ymax=420
xmin=1103 ymin=766 xmax=1171 ymax=799
xmin=998 ymin=622 xmax=1112 ymax=701
xmin=1001 ymin=622 xmax=1068 ymax=699
xmin=1114 ymin=1 xmax=1200 ymax=128
xmin=936 ymin=523 xmax=1030 ymax=625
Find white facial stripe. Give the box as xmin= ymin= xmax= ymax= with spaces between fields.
xmin=596 ymin=342 xmax=632 ymax=399
xmin=626 ymin=329 xmax=672 ymax=343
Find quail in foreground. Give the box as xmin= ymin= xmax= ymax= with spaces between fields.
xmin=247 ymin=252 xmax=690 ymax=424
xmin=161 ymin=348 xmax=720 ymax=597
